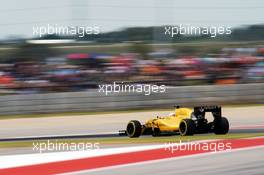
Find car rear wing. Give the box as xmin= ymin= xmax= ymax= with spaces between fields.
xmin=193 ymin=106 xmax=222 ymax=119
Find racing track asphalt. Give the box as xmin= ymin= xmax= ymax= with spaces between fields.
xmin=0 ymin=106 xmax=263 ymax=175
xmin=72 ymin=146 xmax=264 ymax=175
xmin=0 ymin=106 xmax=263 ymax=138
xmin=0 ymin=127 xmax=264 ymax=142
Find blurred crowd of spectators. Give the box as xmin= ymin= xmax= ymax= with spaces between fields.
xmin=0 ymin=47 xmax=263 ymax=94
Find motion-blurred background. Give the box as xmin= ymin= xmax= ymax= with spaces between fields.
xmin=0 ymin=0 xmax=263 ymax=115
xmin=0 ymin=0 xmax=264 ymax=94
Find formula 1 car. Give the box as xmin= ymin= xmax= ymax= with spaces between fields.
xmin=122 ymin=106 xmax=229 ymax=137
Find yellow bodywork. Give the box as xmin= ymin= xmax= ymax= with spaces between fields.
xmin=144 ymin=108 xmax=193 ymax=132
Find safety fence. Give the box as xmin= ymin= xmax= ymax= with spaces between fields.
xmin=0 ymin=83 xmax=263 ymax=115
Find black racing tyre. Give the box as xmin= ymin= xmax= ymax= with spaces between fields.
xmin=179 ymin=119 xmax=195 ymax=136
xmin=214 ymin=117 xmax=229 ymax=135
xmin=126 ymin=120 xmax=142 ymax=138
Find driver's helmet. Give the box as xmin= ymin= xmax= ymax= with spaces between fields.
xmin=169 ymin=112 xmax=175 ymax=117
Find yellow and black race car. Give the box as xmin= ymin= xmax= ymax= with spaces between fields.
xmin=123 ymin=106 xmax=229 ymax=137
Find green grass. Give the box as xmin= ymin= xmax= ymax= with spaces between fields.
xmin=0 ymin=104 xmax=263 ymax=120
xmin=1 ymin=133 xmax=263 ymax=149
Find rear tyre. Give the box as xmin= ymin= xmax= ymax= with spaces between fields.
xmin=179 ymin=119 xmax=195 ymax=136
xmin=214 ymin=117 xmax=229 ymax=135
xmin=126 ymin=120 xmax=142 ymax=138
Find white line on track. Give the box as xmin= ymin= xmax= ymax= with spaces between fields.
xmin=0 ymin=139 xmax=217 ymax=169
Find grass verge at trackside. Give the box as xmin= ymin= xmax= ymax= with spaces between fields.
xmin=0 ymin=104 xmax=263 ymax=120
xmin=0 ymin=133 xmax=263 ymax=149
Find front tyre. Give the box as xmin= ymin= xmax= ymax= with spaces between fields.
xmin=126 ymin=120 xmax=142 ymax=138
xmin=214 ymin=117 xmax=229 ymax=135
xmin=179 ymin=119 xmax=195 ymax=136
